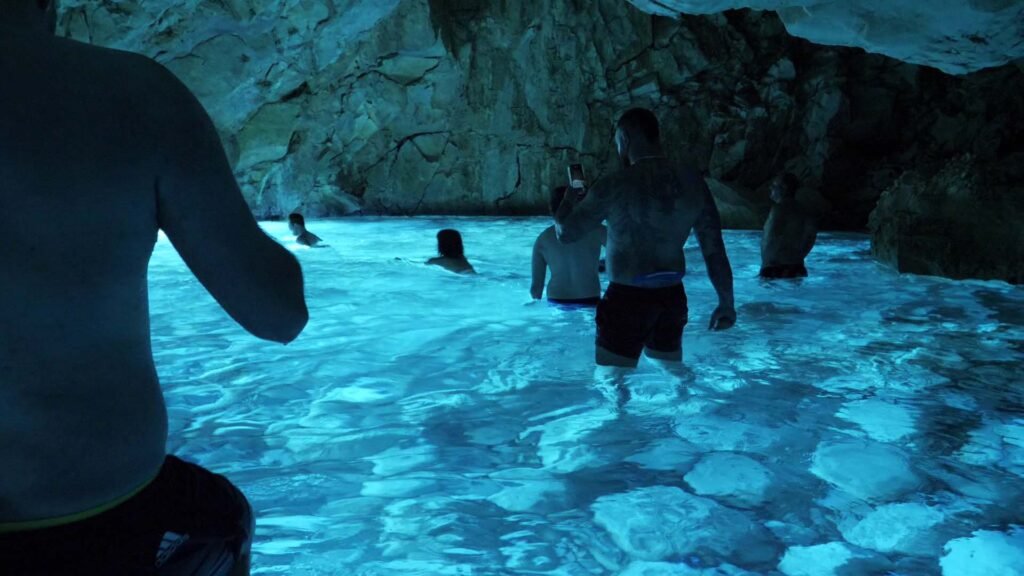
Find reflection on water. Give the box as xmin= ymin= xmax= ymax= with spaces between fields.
xmin=147 ymin=217 xmax=1024 ymax=575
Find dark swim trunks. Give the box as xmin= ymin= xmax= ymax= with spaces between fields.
xmin=0 ymin=455 xmax=253 ymax=576
xmin=759 ymin=263 xmax=808 ymax=279
xmin=548 ymin=296 xmax=601 ymax=310
xmin=596 ymin=282 xmax=688 ymax=360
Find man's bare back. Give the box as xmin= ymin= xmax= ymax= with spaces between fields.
xmin=556 ymin=160 xmax=713 ymax=287
xmin=531 ymin=225 xmax=604 ymax=301
xmin=0 ymin=15 xmax=306 ymax=545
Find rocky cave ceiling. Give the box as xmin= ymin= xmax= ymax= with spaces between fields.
xmin=629 ymin=0 xmax=1024 ymax=75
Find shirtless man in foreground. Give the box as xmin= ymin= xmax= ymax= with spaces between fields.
xmin=531 ymin=185 xmax=606 ymax=307
xmin=0 ymin=2 xmax=308 ymax=573
xmin=555 ymin=108 xmax=736 ymax=368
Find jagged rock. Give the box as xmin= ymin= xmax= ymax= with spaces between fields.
xmin=869 ymin=155 xmax=1024 ymax=284
xmin=836 ymin=399 xmax=918 ymax=443
xmin=621 ymin=561 xmax=758 ymax=575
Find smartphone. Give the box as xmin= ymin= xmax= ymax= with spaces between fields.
xmin=567 ymin=163 xmax=586 ymax=190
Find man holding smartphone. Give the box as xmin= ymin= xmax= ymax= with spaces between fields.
xmin=555 ymin=108 xmax=736 ymax=368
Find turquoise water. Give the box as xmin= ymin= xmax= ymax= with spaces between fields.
xmin=147 ymin=217 xmax=1024 ymax=576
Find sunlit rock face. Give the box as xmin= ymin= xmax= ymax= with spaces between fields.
xmin=627 ymin=0 xmax=1024 ymax=75
xmin=56 ymin=1 xmax=1023 ymax=282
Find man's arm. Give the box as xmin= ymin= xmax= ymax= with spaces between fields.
xmin=155 ymin=67 xmax=308 ymax=344
xmin=693 ymin=178 xmax=736 ymax=330
xmin=530 ymin=236 xmax=547 ymax=299
xmin=554 ymin=177 xmax=612 ymax=244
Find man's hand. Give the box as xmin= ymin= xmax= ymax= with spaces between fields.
xmin=530 ymin=287 xmax=543 ymax=300
xmin=709 ymin=305 xmax=736 ymax=331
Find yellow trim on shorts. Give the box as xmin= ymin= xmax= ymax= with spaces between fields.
xmin=0 ymin=472 xmax=158 ymax=534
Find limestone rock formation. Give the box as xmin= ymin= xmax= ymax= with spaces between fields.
xmin=55 ymin=0 xmax=1024 ymax=282
xmin=869 ymin=155 xmax=1024 ymax=284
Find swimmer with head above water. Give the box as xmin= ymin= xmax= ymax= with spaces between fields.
xmin=427 ymin=229 xmax=477 ymax=275
xmin=288 ymin=213 xmax=324 ymax=247
xmin=0 ymin=2 xmax=308 ymax=573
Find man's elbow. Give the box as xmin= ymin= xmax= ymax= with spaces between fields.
xmin=252 ymin=254 xmax=309 ymax=343
xmin=252 ymin=301 xmax=308 ymax=344
xmin=273 ymin=303 xmax=309 ymax=344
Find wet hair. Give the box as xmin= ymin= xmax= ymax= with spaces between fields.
xmin=437 ymin=229 xmax=465 ymax=258
xmin=778 ymin=173 xmax=799 ymax=197
xmin=288 ymin=213 xmax=305 ymax=226
xmin=616 ymin=108 xmax=660 ymax=143
xmin=549 ymin=185 xmax=568 ymax=215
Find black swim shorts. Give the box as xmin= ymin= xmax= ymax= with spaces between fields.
xmin=0 ymin=455 xmax=253 ymax=576
xmin=596 ymin=282 xmax=688 ymax=360
xmin=548 ymin=296 xmax=601 ymax=310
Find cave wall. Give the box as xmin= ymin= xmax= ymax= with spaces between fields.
xmin=57 ymin=0 xmax=1021 ymax=228
xmin=56 ymin=1 xmax=1023 ymax=281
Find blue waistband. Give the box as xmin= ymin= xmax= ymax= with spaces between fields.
xmin=632 ymin=271 xmax=685 ymax=286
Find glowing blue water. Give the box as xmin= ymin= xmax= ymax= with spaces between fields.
xmin=147 ymin=217 xmax=1024 ymax=576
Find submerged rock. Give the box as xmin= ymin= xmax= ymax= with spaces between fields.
xmin=940 ymin=529 xmax=1024 ymax=576
xmin=810 ymin=439 xmax=921 ymax=501
xmin=842 ymin=502 xmax=946 ymax=556
xmin=621 ymin=560 xmax=757 ymax=575
xmin=777 ymin=541 xmax=889 ymax=576
xmin=684 ymin=452 xmax=773 ymax=508
xmin=592 ymin=486 xmax=778 ymax=565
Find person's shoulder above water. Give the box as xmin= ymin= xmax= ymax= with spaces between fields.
xmin=426 ymin=256 xmax=476 ymax=275
xmin=536 ymin=224 xmax=557 ymax=244
xmin=296 ymin=231 xmax=323 ymax=247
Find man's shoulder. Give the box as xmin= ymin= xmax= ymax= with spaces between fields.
xmin=54 ymin=36 xmax=161 ymax=76
xmin=535 ymin=225 xmax=556 ymax=243
xmin=54 ymin=37 xmax=187 ymax=108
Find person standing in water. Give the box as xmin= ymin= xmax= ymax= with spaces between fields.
xmin=759 ymin=173 xmax=818 ymax=279
xmin=427 ymin=229 xmax=477 ymax=274
xmin=555 ymin=108 xmax=736 ymax=368
xmin=531 ymin=185 xmax=606 ymax=308
xmin=288 ymin=213 xmax=323 ymax=247
xmin=0 ymin=2 xmax=308 ymax=574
